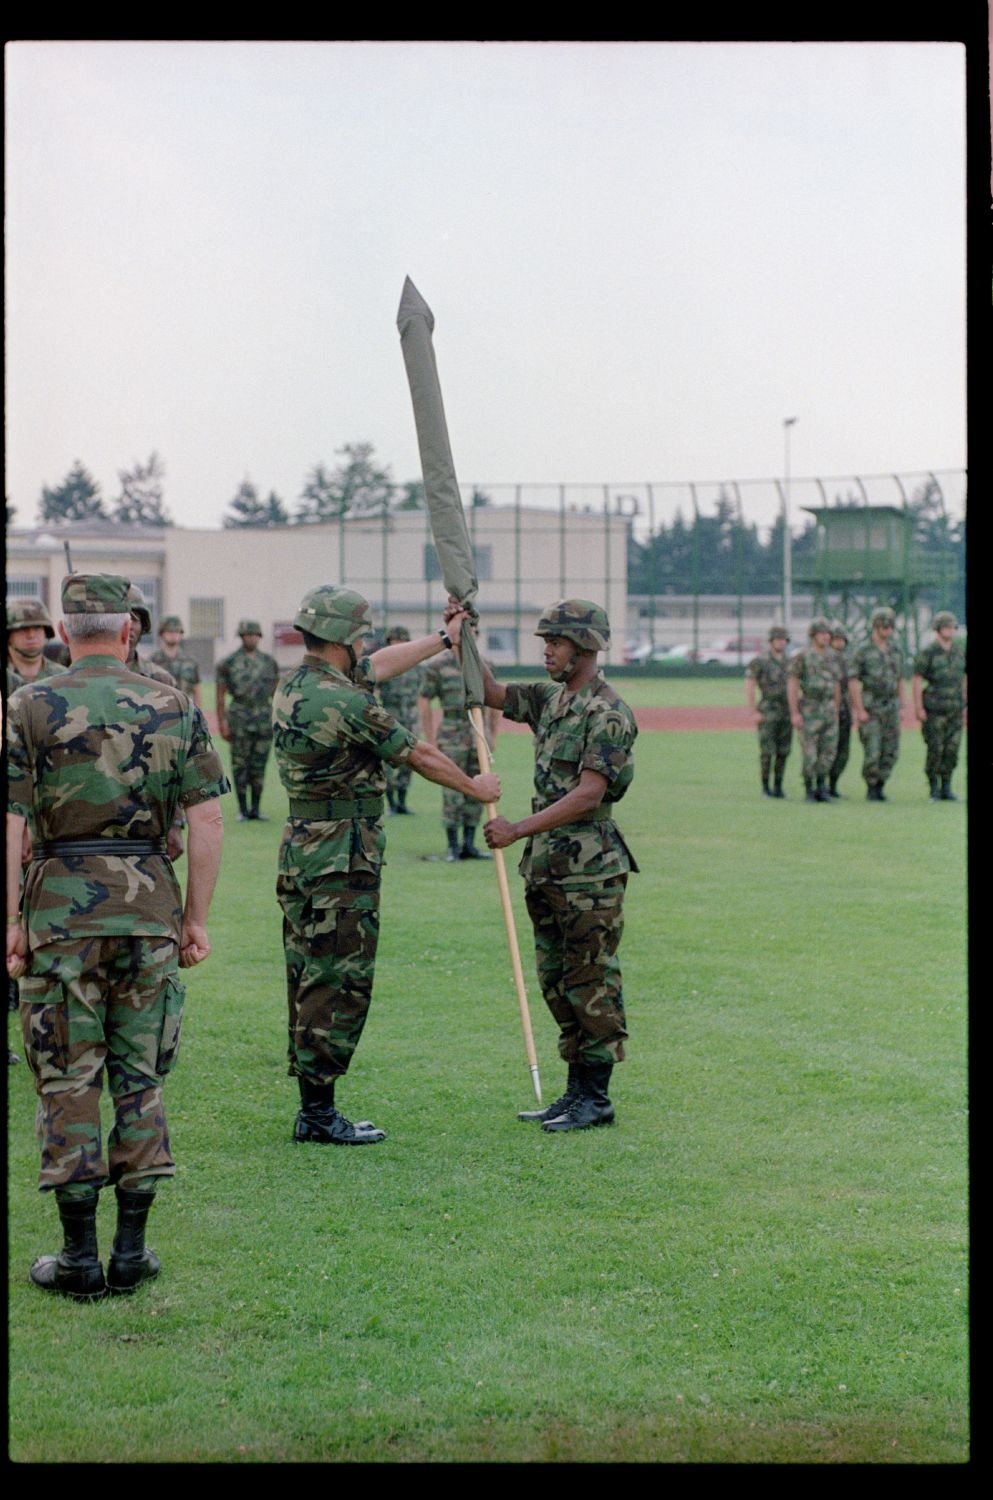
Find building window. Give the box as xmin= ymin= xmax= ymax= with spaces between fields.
xmin=189 ymin=597 xmax=225 ymax=640
xmin=485 ymin=628 xmax=518 ymax=656
xmin=6 ymin=577 xmax=44 ymax=601
xmin=424 ymin=543 xmax=492 ymax=582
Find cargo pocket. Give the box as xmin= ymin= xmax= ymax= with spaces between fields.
xmin=21 ymin=982 xmax=71 ymax=1078
xmin=156 ymin=974 xmax=186 ymax=1075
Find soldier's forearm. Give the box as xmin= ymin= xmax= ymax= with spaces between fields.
xmin=183 ymin=804 xmax=223 ymax=926
xmin=369 ymin=632 xmax=449 ymax=684
xmin=408 ymin=740 xmax=483 ymax=797
xmin=6 ymin=814 xmax=26 ymax=920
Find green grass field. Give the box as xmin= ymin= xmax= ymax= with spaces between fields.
xmin=7 ymin=685 xmax=968 ymax=1463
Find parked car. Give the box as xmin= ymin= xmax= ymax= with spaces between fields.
xmin=696 ymin=635 xmax=765 ymax=667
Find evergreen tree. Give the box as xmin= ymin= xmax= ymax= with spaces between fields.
xmin=295 ymin=443 xmax=395 ymax=523
xmin=112 ymin=452 xmax=172 ymax=526
xmin=223 ymin=479 xmax=289 ymax=527
xmin=39 ymin=461 xmax=107 ymax=523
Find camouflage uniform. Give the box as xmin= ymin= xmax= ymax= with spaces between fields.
xmin=378 ymin=631 xmax=420 ymax=811
xmin=912 ymin=634 xmax=966 ymax=784
xmin=150 ymin=617 xmax=201 ymax=697
xmin=418 ymin=651 xmax=491 ymax=832
xmin=851 ymin=631 xmax=904 ymax=792
xmin=216 ymin=636 xmax=279 ymax=814
xmin=6 ymin=576 xmax=229 ymax=1199
xmin=501 ymin=672 xmax=637 ymax=1067
xmin=7 ymin=598 xmax=64 ymax=685
xmin=789 ymin=642 xmax=842 ymax=782
xmin=746 ymin=643 xmax=792 ymax=790
xmin=272 ymin=653 xmax=417 ymax=1084
xmin=828 ymin=626 xmax=852 ymax=793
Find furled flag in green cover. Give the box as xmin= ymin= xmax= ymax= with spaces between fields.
xmin=396 ymin=276 xmax=484 ymax=708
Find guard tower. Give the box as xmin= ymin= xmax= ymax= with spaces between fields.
xmin=795 ymin=505 xmax=947 ymax=651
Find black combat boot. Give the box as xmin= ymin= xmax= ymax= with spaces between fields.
xmin=29 ymin=1196 xmax=106 ymax=1301
xmin=804 ymin=778 xmax=818 ymax=803
xmin=928 ymin=776 xmax=940 ymax=800
xmin=542 ymin=1063 xmax=616 ymax=1132
xmin=772 ymin=770 xmax=786 ymax=799
xmin=445 ymin=826 xmax=461 ymax=862
xmin=293 ymin=1077 xmax=386 ymax=1145
xmin=828 ymin=776 xmax=841 ymax=798
xmin=940 ymin=777 xmax=957 ymax=801
xmin=236 ymin=788 xmax=250 ymax=821
xmin=460 ymin=825 xmax=492 ymax=859
xmin=761 ymin=775 xmax=772 ymax=797
xmin=517 ymin=1064 xmax=581 ymax=1122
xmin=815 ymin=775 xmax=831 ymax=802
xmin=386 ymin=786 xmax=397 ymax=814
xmin=249 ymin=786 xmax=267 ymax=821
xmin=106 ymin=1187 xmax=160 ymax=1295
xmin=395 ymin=787 xmax=410 ymax=814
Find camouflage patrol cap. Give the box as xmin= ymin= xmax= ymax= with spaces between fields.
xmin=768 ymin=623 xmax=790 ymax=641
xmin=385 ymin=625 xmax=411 ymax=642
xmin=61 ymin=573 xmax=131 ymax=615
xmin=829 ymin=620 xmax=849 ymax=642
xmin=808 ymin=617 xmax=832 ymax=638
xmin=159 ymin=615 xmax=184 ymax=634
xmin=6 ymin=597 xmax=55 ymax=638
xmin=126 ymin=583 xmax=152 ymax=637
xmin=535 ymin=598 xmax=610 ymax=652
xmin=871 ymin=606 xmax=896 ymax=627
xmin=293 ymin=586 xmax=374 ymax=647
xmin=932 ymin=610 xmax=957 ymax=630
xmin=237 ymin=619 xmax=263 ymax=636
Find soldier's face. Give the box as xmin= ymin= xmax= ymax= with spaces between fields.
xmin=542 ymin=635 xmax=580 ymax=681
xmin=160 ymin=629 xmax=182 ymax=648
xmin=936 ymin=624 xmax=956 ymax=644
xmin=241 ymin=633 xmax=261 ymax=651
xmin=9 ymin=625 xmax=46 ymax=657
xmin=812 ymin=630 xmax=831 ymax=648
xmin=770 ymin=636 xmax=788 ymax=654
xmin=128 ymin=616 xmax=143 ymax=650
xmin=830 ymin=636 xmax=846 ymax=651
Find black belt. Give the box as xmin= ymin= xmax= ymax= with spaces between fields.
xmin=32 ymin=838 xmax=168 ymax=860
xmin=287 ymin=796 xmax=384 ymax=820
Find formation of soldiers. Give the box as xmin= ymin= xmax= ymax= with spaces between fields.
xmin=7 ymin=579 xmax=636 ymax=1304
xmin=746 ymin=607 xmax=967 ymax=803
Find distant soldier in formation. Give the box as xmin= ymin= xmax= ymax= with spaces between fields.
xmin=149 ymin=615 xmax=203 ymax=709
xmin=911 ymin=610 xmax=967 ymax=801
xmin=6 ymin=573 xmax=228 ymax=1301
xmin=272 ymin=586 xmax=499 ymax=1146
xmin=745 ymin=625 xmax=792 ymax=797
xmin=125 ymin=584 xmax=188 ymax=859
xmin=377 ymin=625 xmax=420 ymax=815
xmin=6 ymin=599 xmax=62 ymax=685
xmin=215 ymin=620 xmax=280 ymax=821
xmin=418 ymin=633 xmax=500 ymax=860
xmin=788 ymin=618 xmax=842 ymax=803
xmin=6 ymin=662 xmax=25 ymax=1063
xmin=849 ymin=606 xmax=905 ymax=802
xmin=827 ymin=621 xmax=852 ymax=798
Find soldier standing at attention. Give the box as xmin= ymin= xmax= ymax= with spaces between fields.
xmin=827 ymin=622 xmax=852 ymax=798
xmin=6 ymin=574 xmax=228 ymax=1301
xmin=911 ymin=610 xmax=967 ymax=801
xmin=377 ymin=625 xmax=420 ymax=815
xmin=849 ymin=605 xmax=905 ymax=802
xmin=150 ymin=615 xmax=203 ymax=709
xmin=418 ymin=630 xmax=501 ymax=860
xmin=6 ymin=599 xmax=63 ymax=685
xmin=215 ymin=620 xmax=280 ymax=822
xmin=745 ymin=625 xmax=792 ymax=797
xmin=125 ymin=584 xmax=188 ymax=860
xmin=272 ymin=587 xmax=500 ymax=1147
xmin=788 ymin=619 xmax=842 ymax=803
xmin=482 ymin=600 xmax=637 ymax=1133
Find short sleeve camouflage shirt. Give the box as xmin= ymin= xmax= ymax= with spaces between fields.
xmin=911 ymin=638 xmax=966 ymax=713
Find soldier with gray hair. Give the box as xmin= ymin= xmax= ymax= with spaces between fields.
xmin=272 ymin=586 xmax=500 ymax=1147
xmin=911 ymin=611 xmax=967 ymax=800
xmin=482 ymin=599 xmax=638 ymax=1132
xmin=6 ymin=574 xmax=228 ymax=1301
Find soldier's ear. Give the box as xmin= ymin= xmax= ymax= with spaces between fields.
xmin=57 ymin=621 xmax=70 ymax=646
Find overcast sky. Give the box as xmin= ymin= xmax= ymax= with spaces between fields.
xmin=5 ymin=39 xmax=968 ymax=535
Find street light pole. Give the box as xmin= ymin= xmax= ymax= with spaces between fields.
xmin=783 ymin=417 xmax=797 ymax=634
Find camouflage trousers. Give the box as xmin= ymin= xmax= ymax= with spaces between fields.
xmin=525 ymin=878 xmax=629 ymax=1066
xmin=859 ymin=705 xmax=900 ymax=787
xmin=830 ymin=711 xmax=852 ymax=783
xmin=921 ymin=711 xmax=963 ymax=779
xmin=19 ymin=936 xmax=183 ymax=1193
xmin=278 ymin=872 xmax=381 ymax=1082
xmin=229 ymin=710 xmax=273 ymax=798
xmin=757 ymin=710 xmax=791 ymax=779
xmin=437 ymin=719 xmax=483 ymax=829
xmin=799 ymin=702 xmax=839 ymax=779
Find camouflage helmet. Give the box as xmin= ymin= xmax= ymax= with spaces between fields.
xmin=159 ymin=615 xmax=184 ymax=634
xmin=871 ymin=605 xmax=896 ymax=628
xmin=385 ymin=624 xmax=411 ymax=643
xmin=293 ymin=586 xmax=374 ymax=647
xmin=829 ymin=620 xmax=849 ymax=642
xmin=932 ymin=610 xmax=957 ymax=631
xmin=768 ymin=623 xmax=790 ymax=641
xmin=126 ymin=583 xmax=152 ymax=637
xmin=237 ymin=619 xmax=263 ymax=636
xmin=535 ymin=598 xmax=610 ymax=652
xmin=6 ymin=597 xmax=55 ymax=638
xmin=808 ymin=617 xmax=832 ymax=638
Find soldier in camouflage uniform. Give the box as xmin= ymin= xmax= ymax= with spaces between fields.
xmin=849 ymin=605 xmax=905 ymax=801
xmin=6 ymin=668 xmax=24 ymax=1063
xmin=378 ymin=626 xmax=420 ymax=814
xmin=272 ymin=586 xmax=500 ymax=1146
xmin=418 ymin=634 xmax=501 ymax=860
xmin=911 ymin=610 xmax=967 ymax=800
xmin=6 ymin=598 xmax=63 ymax=685
xmin=745 ymin=625 xmax=792 ymax=797
xmin=6 ymin=573 xmax=228 ymax=1301
xmin=827 ymin=622 xmax=852 ymax=797
xmin=126 ymin=584 xmax=189 ymax=859
xmin=787 ymin=618 xmax=842 ymax=802
xmin=482 ymin=599 xmax=637 ymax=1132
xmin=216 ymin=620 xmax=280 ymax=821
xmin=149 ymin=615 xmax=203 ymax=709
